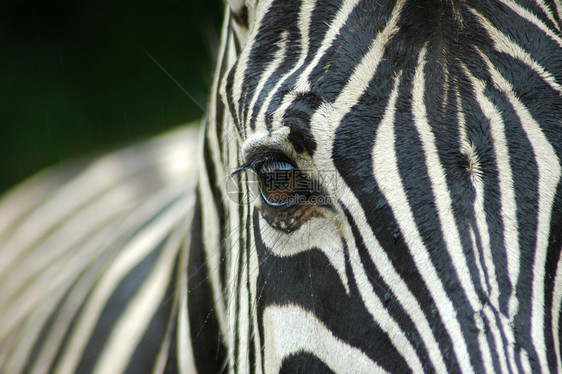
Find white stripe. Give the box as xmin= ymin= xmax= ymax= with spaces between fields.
xmin=236 ymin=242 xmax=251 ymax=372
xmin=309 ymin=0 xmax=405 ymax=174
xmin=204 ymin=8 xmax=237 ymax=342
xmin=226 ymin=0 xmax=276 ymax=128
xmin=0 ymin=167 xmax=64 ymax=240
xmin=29 ymin=236 xmax=112 ymax=374
xmin=520 ymin=348 xmax=533 ymax=373
xmin=0 ymin=125 xmax=198 ymax=277
xmin=267 ymin=0 xmax=315 ymax=125
xmin=412 ymin=47 xmax=482 ymax=312
xmin=245 ymin=30 xmax=289 ymax=127
xmin=177 ymin=289 xmax=197 ymax=374
xmin=254 ymin=0 xmax=319 ymax=131
xmin=441 ymin=61 xmax=450 ymax=112
xmin=226 ymin=0 xmax=245 ymax=15
xmin=0 ymin=176 xmax=149 ymax=310
xmin=480 ymin=50 xmax=561 ymax=374
xmin=474 ymin=311 xmax=495 ymax=374
xmin=461 ymin=61 xmax=520 ymax=316
xmin=371 ymin=69 xmax=473 ymax=373
xmin=462 ymin=64 xmax=521 ymax=373
xmin=256 ymin=214 xmax=350 ymax=294
xmin=370 ymin=74 xmax=448 ymax=372
xmin=534 ymin=0 xmax=560 ymax=30
xmin=482 ymin=305 xmax=511 ymax=373
xmin=92 ymin=207 xmax=191 ymax=374
xmin=25 ymin=181 xmax=194 ymax=374
xmin=300 ymin=3 xmax=447 ymax=369
xmin=260 ymin=183 xmax=426 ymax=372
xmin=263 ymin=305 xmax=387 ymax=373
xmin=1 ymin=270 xmax=71 ymax=373
xmin=460 ymin=89 xmax=497 ymax=373
xmin=470 ymin=8 xmax=562 ymax=96
xmin=347 ymin=235 xmax=424 ymax=373
xmin=552 ymin=250 xmax=562 ymax=372
xmin=0 ymin=179 xmax=194 ymax=345
xmin=458 ymin=92 xmax=491 ymax=305
xmin=226 ymin=189 xmax=241 ymax=370
xmin=329 ymin=0 xmax=404 ymax=122
xmin=472 ymin=180 xmax=514 ymax=374
xmin=498 ymin=0 xmax=562 ymax=48
xmin=52 ymin=194 xmax=191 ymax=374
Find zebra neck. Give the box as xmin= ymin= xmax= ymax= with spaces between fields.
xmin=188 ymin=6 xmax=248 ymax=372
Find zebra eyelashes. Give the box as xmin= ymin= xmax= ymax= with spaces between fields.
xmin=232 ymin=152 xmax=319 ymax=213
xmin=256 ymin=158 xmax=313 ymax=210
xmin=234 ymin=152 xmax=314 ymax=211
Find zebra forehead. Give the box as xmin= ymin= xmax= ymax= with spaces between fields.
xmin=229 ymin=0 xmax=474 ymax=151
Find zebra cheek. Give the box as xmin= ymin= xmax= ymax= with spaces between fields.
xmin=259 ymin=204 xmax=325 ymax=234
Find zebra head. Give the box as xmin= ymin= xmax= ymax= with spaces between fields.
xmin=196 ymin=0 xmax=562 ymax=372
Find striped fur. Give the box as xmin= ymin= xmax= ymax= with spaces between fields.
xmin=0 ymin=0 xmax=561 ymax=372
xmin=203 ymin=0 xmax=562 ymax=372
xmin=0 ymin=126 xmax=199 ymax=373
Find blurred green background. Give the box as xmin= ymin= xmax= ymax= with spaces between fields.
xmin=0 ymin=0 xmax=223 ymax=194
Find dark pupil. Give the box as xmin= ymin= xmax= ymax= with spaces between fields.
xmin=258 ymin=161 xmax=301 ymax=205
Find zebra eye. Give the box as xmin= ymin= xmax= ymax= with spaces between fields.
xmin=256 ymin=159 xmax=310 ymax=209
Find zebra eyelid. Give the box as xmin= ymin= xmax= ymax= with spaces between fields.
xmin=231 ymin=150 xmax=296 ymax=176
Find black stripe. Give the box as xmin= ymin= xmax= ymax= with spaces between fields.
xmin=252 ymin=210 xmax=411 ymax=373
xmin=188 ymin=195 xmax=228 ymax=373
xmin=476 ymin=1 xmax=562 ymax=85
xmin=124 ymin=250 xmax=178 ymax=374
xmin=342 ymin=205 xmax=438 ymax=372
xmin=202 ymin=131 xmax=228 ymax=292
xmin=283 ymin=92 xmax=322 ymax=156
xmin=242 ymin=0 xmax=302 ymax=130
xmin=225 ymin=60 xmax=241 ymax=131
xmin=479 ymin=311 xmax=504 ymax=373
xmin=479 ymin=0 xmax=560 ymax=32
xmin=544 ymin=180 xmax=562 ymax=372
xmin=460 ymin=60 xmax=535 ymax=373
xmin=244 ymin=202 xmax=257 ymax=374
xmin=280 ymin=352 xmax=335 ymax=373
xmin=75 ymin=236 xmax=167 ymax=373
xmin=246 ymin=0 xmax=343 ymax=131
xmin=307 ymin=0 xmax=395 ymax=103
xmin=21 ymin=272 xmax=81 ymax=374
xmin=233 ymin=203 xmax=246 ymax=374
xmin=395 ymin=66 xmax=484 ymax=367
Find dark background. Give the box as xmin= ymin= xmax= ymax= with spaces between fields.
xmin=0 ymin=0 xmax=223 ymax=194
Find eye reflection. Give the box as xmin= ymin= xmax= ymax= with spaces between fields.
xmin=257 ymin=160 xmax=310 ymax=208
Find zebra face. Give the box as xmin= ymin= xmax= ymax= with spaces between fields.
xmin=215 ymin=0 xmax=562 ymax=372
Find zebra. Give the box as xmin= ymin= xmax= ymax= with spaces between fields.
xmin=1 ymin=0 xmax=561 ymax=372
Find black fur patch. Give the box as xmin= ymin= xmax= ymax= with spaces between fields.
xmin=284 ymin=92 xmax=323 ymax=155
xmin=280 ymin=352 xmax=335 ymax=373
